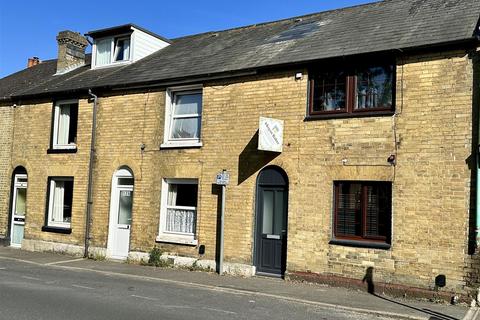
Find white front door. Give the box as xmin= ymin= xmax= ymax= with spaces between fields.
xmin=10 ymin=174 xmax=27 ymax=247
xmin=107 ymin=170 xmax=134 ymax=259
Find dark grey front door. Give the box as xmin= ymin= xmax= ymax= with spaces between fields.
xmin=255 ymin=167 xmax=288 ymax=276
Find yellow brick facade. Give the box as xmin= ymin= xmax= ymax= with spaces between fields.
xmin=1 ymin=49 xmax=477 ymax=295
xmin=0 ymin=105 xmax=13 ymax=240
xmin=7 ymin=99 xmax=92 ymax=250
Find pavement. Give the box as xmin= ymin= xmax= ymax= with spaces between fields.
xmin=0 ymin=247 xmax=472 ymax=320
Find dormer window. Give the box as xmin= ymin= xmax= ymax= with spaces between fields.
xmin=114 ymin=37 xmax=130 ymax=61
xmin=86 ymin=24 xmax=171 ymax=69
xmin=95 ymin=36 xmax=131 ymax=67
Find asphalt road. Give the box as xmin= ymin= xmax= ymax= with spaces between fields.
xmin=0 ymin=258 xmax=399 ymax=320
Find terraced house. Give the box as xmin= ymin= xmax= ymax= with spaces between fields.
xmin=1 ymin=0 xmax=480 ymax=300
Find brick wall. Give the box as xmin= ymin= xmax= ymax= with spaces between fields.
xmin=6 ymin=49 xmax=476 ymax=294
xmin=0 ymin=105 xmax=13 ymax=238
xmin=9 ymin=99 xmax=92 ymax=247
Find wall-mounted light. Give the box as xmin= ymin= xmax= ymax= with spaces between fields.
xmin=295 ymin=72 xmax=303 ymax=80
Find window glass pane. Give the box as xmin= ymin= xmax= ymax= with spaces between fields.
xmin=50 ymin=179 xmax=73 ymax=225
xmin=273 ymin=190 xmax=285 ymax=235
xmin=365 ymin=184 xmax=391 ymax=238
xmin=118 ymin=178 xmax=134 ymax=186
xmin=12 ymin=224 xmax=24 ymax=245
xmin=118 ymin=190 xmax=133 ymax=225
xmin=174 ymin=93 xmax=202 ymax=115
xmin=168 ymin=183 xmax=198 ymax=207
xmin=170 ymin=117 xmax=200 ymax=139
xmin=312 ymin=70 xmax=346 ymax=112
xmin=17 ymin=177 xmax=27 ymax=184
xmin=68 ymin=103 xmax=78 ymax=145
xmin=15 ymin=188 xmax=26 ymax=215
xmin=63 ymin=180 xmax=73 ymax=223
xmin=166 ymin=208 xmax=195 ymax=234
xmin=262 ymin=190 xmax=274 ymax=234
xmin=165 ymin=181 xmax=197 ymax=234
xmin=114 ymin=37 xmax=130 ymax=61
xmin=96 ymin=39 xmax=111 ymax=66
xmin=56 ymin=104 xmax=71 ymax=145
xmin=355 ymin=65 xmax=393 ymax=109
xmin=51 ymin=180 xmax=65 ymax=223
xmin=336 ymin=183 xmax=361 ymax=237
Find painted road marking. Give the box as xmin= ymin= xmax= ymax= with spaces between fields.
xmin=202 ymin=307 xmax=237 ymax=315
xmin=131 ymin=294 xmax=158 ymax=301
xmin=45 ymin=258 xmax=85 ymax=266
xmin=0 ymin=255 xmax=426 ymax=320
xmin=21 ymin=276 xmax=41 ymax=281
xmin=72 ymin=284 xmax=95 ymax=290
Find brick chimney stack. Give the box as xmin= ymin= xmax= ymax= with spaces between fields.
xmin=56 ymin=30 xmax=88 ymax=74
xmin=27 ymin=57 xmax=40 ymax=68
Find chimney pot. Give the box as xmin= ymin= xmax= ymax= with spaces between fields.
xmin=27 ymin=56 xmax=40 ymax=68
xmin=56 ymin=30 xmax=89 ymax=74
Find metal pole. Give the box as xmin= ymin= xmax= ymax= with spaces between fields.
xmin=219 ymin=184 xmax=226 ymax=275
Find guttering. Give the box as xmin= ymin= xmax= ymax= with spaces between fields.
xmin=84 ymin=89 xmax=98 ymax=258
xmin=475 ymin=28 xmax=480 ymax=248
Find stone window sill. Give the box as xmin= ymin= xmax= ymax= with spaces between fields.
xmin=156 ymin=235 xmax=198 ymax=246
xmin=42 ymin=226 xmax=72 ymax=234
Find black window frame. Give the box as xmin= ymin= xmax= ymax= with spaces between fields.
xmin=332 ymin=181 xmax=392 ymax=247
xmin=307 ymin=59 xmax=396 ymax=120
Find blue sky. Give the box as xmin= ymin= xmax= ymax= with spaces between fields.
xmin=0 ymin=0 xmax=377 ymax=78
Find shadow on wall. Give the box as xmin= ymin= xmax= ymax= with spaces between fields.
xmin=363 ymin=267 xmax=458 ymax=320
xmin=238 ymin=130 xmax=280 ymax=185
xmin=467 ymin=51 xmax=480 ymax=256
xmin=212 ymin=183 xmax=222 ymax=273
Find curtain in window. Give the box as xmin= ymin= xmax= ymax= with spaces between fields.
xmin=96 ymin=39 xmax=111 ymax=66
xmin=57 ymin=105 xmax=70 ymax=145
xmin=170 ymin=93 xmax=202 ymax=139
xmin=166 ymin=208 xmax=195 ymax=234
xmin=167 ymin=184 xmax=177 ymax=206
xmin=166 ymin=184 xmax=195 ymax=234
xmin=52 ymin=181 xmax=65 ymax=222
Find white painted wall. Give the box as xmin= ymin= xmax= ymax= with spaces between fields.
xmin=132 ymin=27 xmax=170 ymax=61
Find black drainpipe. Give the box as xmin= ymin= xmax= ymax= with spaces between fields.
xmin=84 ymin=89 xmax=98 ymax=258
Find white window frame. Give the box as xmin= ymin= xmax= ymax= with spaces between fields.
xmin=92 ymin=34 xmax=133 ymax=68
xmin=113 ymin=36 xmax=131 ymax=62
xmin=161 ymin=85 xmax=203 ymax=149
xmin=157 ymin=178 xmax=199 ymax=245
xmin=47 ymin=177 xmax=73 ymax=229
xmin=52 ymin=99 xmax=78 ymax=150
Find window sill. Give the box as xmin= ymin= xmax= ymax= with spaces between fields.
xmin=92 ymin=60 xmax=132 ymax=69
xmin=156 ymin=235 xmax=198 ymax=246
xmin=42 ymin=226 xmax=72 ymax=234
xmin=305 ymin=110 xmax=394 ymax=121
xmin=329 ymin=239 xmax=390 ymax=250
xmin=47 ymin=147 xmax=77 ymax=154
xmin=160 ymin=141 xmax=202 ymax=150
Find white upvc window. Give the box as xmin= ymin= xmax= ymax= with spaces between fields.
xmin=52 ymin=100 xmax=78 ymax=149
xmin=157 ymin=178 xmax=198 ymax=245
xmin=94 ymin=35 xmax=131 ymax=67
xmin=47 ymin=178 xmax=74 ymax=229
xmin=161 ymin=85 xmax=203 ymax=148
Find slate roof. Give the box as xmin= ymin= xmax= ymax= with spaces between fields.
xmin=2 ymin=0 xmax=479 ymax=101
